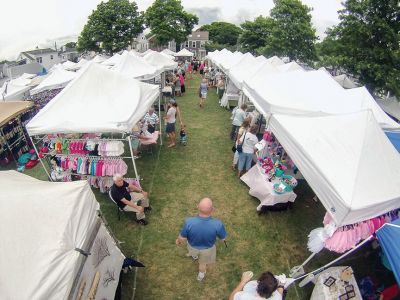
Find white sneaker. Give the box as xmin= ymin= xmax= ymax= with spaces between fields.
xmin=197 ymin=272 xmax=205 ymax=281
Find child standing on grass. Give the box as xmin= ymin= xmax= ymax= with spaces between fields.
xmin=198 ymin=79 xmax=208 ymax=108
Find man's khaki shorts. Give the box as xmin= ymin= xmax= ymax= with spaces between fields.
xmin=187 ymin=243 xmax=216 ymax=264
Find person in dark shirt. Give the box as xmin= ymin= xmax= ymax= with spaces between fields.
xmin=110 ymin=174 xmax=151 ymax=225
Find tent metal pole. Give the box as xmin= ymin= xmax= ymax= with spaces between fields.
xmin=294 ymin=235 xmax=373 ymax=283
xmin=29 ymin=135 xmax=52 ymax=180
xmin=127 ymin=135 xmax=139 ymax=180
xmin=159 ymin=89 xmax=163 ymax=146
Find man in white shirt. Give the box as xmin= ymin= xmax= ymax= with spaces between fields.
xmin=231 ymin=104 xmax=248 ymax=140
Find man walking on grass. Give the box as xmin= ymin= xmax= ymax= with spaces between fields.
xmin=176 ymin=198 xmax=227 ymax=281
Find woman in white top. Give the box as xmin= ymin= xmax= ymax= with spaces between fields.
xmin=237 ymin=125 xmax=259 ymax=178
xmin=232 ymin=117 xmax=252 ymax=170
xmin=229 ymin=271 xmax=287 ymax=300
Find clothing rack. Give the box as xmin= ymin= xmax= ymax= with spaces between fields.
xmin=0 ymin=115 xmax=30 ymax=162
xmin=49 ymin=153 xmax=133 ymax=159
xmin=46 ymin=137 xmax=129 ymax=142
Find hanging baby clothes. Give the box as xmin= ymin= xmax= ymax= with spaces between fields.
xmin=323 ymin=209 xmax=400 ymax=253
xmin=98 ymin=141 xmax=124 ymax=156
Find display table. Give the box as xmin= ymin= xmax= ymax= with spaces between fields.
xmin=162 ymin=86 xmax=172 ymax=94
xmin=140 ymin=131 xmax=159 ymax=145
xmin=311 ymin=267 xmax=362 ymax=300
xmin=241 ymin=164 xmax=297 ymax=211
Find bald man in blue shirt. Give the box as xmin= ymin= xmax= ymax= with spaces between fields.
xmin=176 ymin=197 xmax=227 ymax=281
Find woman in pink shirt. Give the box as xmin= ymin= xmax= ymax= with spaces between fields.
xmin=188 ymin=63 xmax=193 ymax=79
xmin=179 ymin=73 xmax=185 ymax=94
xmin=199 ymin=62 xmax=204 ymax=75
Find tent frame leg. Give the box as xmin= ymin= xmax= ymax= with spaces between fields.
xmin=128 ymin=135 xmax=139 ymax=180
xmin=29 ymin=135 xmax=52 ymax=181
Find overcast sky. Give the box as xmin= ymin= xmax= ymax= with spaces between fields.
xmin=0 ymin=0 xmax=343 ymax=61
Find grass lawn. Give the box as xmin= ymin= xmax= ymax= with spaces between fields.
xmin=19 ymin=74 xmax=333 ymax=299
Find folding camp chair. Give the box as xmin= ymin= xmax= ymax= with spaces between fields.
xmin=108 ymin=190 xmax=126 ymax=221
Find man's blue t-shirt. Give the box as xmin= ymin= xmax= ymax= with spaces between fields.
xmin=180 ymin=216 xmax=227 ymax=250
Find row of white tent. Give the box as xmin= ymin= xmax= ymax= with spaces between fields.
xmin=208 ymin=49 xmax=400 ymax=228
xmin=2 ymin=50 xmax=182 ymax=298
xmin=1 ymin=49 xmax=180 ymax=101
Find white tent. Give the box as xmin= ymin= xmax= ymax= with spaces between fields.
xmin=91 ymin=55 xmax=108 ymax=63
xmin=219 ymin=51 xmax=244 ymax=73
xmin=270 ymin=111 xmax=400 ymax=226
xmin=265 ymin=56 xmax=285 ymax=67
xmin=334 ymin=74 xmax=358 ymax=89
xmin=30 ymin=67 xmax=77 ymax=95
xmin=255 ymin=55 xmax=267 ymax=64
xmin=160 ymin=52 xmax=175 ymax=60
xmin=345 ymin=87 xmax=399 ymax=129
xmin=26 ymin=63 xmax=160 ymax=135
xmin=0 ymin=78 xmax=32 ymax=101
xmin=20 ymin=73 xmax=37 ymax=79
xmin=210 ymin=48 xmax=232 ymax=69
xmin=144 ymin=51 xmax=177 ymax=71
xmin=139 ymin=49 xmax=154 ymax=57
xmin=228 ymin=53 xmax=257 ymax=89
xmin=206 ymin=49 xmax=220 ymax=61
xmin=162 ymin=48 xmax=176 ymax=56
xmin=111 ymin=52 xmax=161 ymax=80
xmin=69 ymin=58 xmax=88 ymax=71
xmin=101 ymin=53 xmax=122 ymax=67
xmin=174 ymin=48 xmax=194 ymax=57
xmin=276 ymin=61 xmax=303 ymax=73
xmin=62 ymin=60 xmax=77 ymax=71
xmin=129 ymin=49 xmax=141 ymax=57
xmin=0 ymin=171 xmax=124 ymax=300
xmin=243 ymin=69 xmax=399 ymax=129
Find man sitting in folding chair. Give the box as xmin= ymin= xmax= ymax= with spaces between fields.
xmin=110 ymin=174 xmax=152 ymax=226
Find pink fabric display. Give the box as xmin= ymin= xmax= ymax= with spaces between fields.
xmin=323 ymin=210 xmax=400 ymax=253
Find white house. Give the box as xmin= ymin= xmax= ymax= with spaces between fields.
xmin=59 ymin=45 xmax=79 ymax=62
xmin=17 ymin=48 xmax=62 ymax=70
xmin=133 ymin=33 xmax=176 ymax=53
xmin=133 ymin=33 xmax=149 ymax=53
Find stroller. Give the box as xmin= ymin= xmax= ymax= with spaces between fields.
xmin=179 ymin=126 xmax=187 ymax=145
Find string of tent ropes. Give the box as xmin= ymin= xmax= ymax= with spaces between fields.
xmin=0 ymin=45 xmax=399 ymax=300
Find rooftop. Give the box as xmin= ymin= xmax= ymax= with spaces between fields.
xmin=23 ymin=48 xmax=57 ymax=56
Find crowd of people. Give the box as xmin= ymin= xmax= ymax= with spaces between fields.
xmin=110 ymin=58 xmax=295 ymax=299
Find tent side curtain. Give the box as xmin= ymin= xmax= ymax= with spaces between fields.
xmin=26 ymin=63 xmax=160 ymax=135
xmin=0 ymin=171 xmax=99 ymax=299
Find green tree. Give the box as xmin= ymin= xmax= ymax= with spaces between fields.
xmin=260 ymin=0 xmax=317 ymax=62
xmin=145 ymin=0 xmax=198 ymax=46
xmin=239 ymin=16 xmax=274 ymax=53
xmin=77 ymin=0 xmax=144 ymax=54
xmin=318 ymin=0 xmax=400 ymax=96
xmin=200 ymin=22 xmax=242 ymax=46
xmin=64 ymin=42 xmax=77 ymax=49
